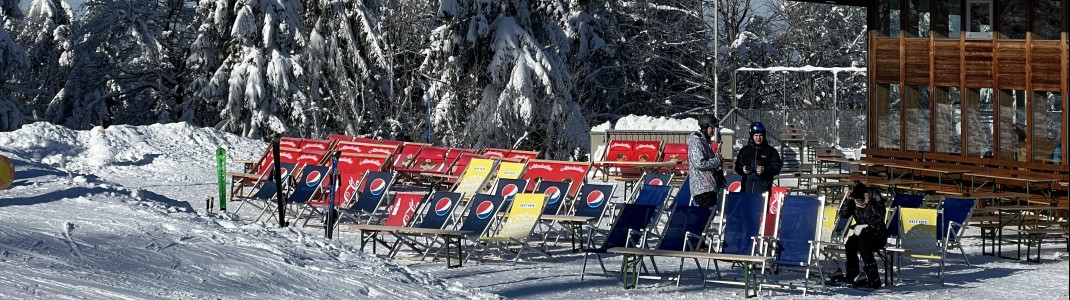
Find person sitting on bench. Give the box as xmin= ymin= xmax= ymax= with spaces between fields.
xmin=830 ymin=182 xmax=887 ymax=289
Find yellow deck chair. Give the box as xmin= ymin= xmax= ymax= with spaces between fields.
xmin=495 ymin=160 xmax=527 ymax=180
xmin=473 ymin=193 xmax=553 ymax=264
xmin=897 ymin=207 xmax=945 ymax=285
xmin=452 ymin=158 xmax=498 ymax=202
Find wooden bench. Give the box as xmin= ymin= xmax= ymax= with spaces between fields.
xmin=1020 ymin=227 xmax=1070 ymax=262
xmin=607 ymin=247 xmax=770 ymax=297
xmin=349 ymin=224 xmax=472 ymax=268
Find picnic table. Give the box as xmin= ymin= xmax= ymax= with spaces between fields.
xmin=539 ymin=215 xmax=594 ymax=252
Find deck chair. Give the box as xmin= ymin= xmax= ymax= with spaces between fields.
xmin=717 ymin=192 xmax=767 ymax=256
xmin=507 ymin=150 xmax=539 ymax=161
xmin=232 ymin=162 xmax=299 ymax=214
xmin=474 ymin=193 xmax=552 ymax=264
xmin=495 ymin=159 xmax=527 ymax=180
xmin=377 ymin=191 xmax=464 ymax=260
xmin=354 ymin=192 xmax=426 ymax=255
xmin=261 ymin=165 xmax=331 ymax=224
xmin=896 ymin=207 xmax=946 ymax=285
xmin=629 ymin=206 xmax=716 ymax=285
xmin=334 ymin=171 xmax=397 ymax=226
xmin=673 ymin=174 xmax=693 ymax=207
xmin=580 ymin=203 xmax=661 ymax=279
xmin=886 ymin=194 xmax=927 ymax=242
xmin=536 ymin=180 xmax=572 ymax=215
xmin=229 ymin=147 xmax=302 ymax=202
xmin=571 ymin=183 xmax=617 ymax=227
xmin=491 ymin=178 xmax=528 ymax=205
xmin=936 ymin=197 xmax=976 ymax=266
xmin=760 ymin=187 xmax=789 ymax=238
xmin=451 ymin=158 xmax=499 ymax=203
xmin=629 ymin=172 xmax=672 ymax=196
xmin=522 ymin=160 xmax=591 ymax=198
xmin=629 ymin=184 xmax=673 ymax=234
xmin=764 ymin=195 xmax=825 ymax=294
xmin=390 ymin=143 xmax=426 ymax=171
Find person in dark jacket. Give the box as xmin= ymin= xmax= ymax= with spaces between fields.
xmin=687 ymin=115 xmax=724 ymax=207
xmin=835 ymin=182 xmax=888 ymax=289
xmin=733 ymin=122 xmax=782 ymax=196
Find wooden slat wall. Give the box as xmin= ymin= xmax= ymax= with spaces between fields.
xmin=1030 ymin=41 xmax=1063 ymax=91
xmin=904 ymin=39 xmax=931 ymax=84
xmin=996 ymin=42 xmax=1028 ymax=90
xmin=874 ymin=37 xmax=900 ymax=83
xmin=964 ymin=41 xmax=994 ymax=88
xmin=933 ymin=40 xmax=961 ymax=86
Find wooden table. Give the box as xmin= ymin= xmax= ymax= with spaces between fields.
xmin=966 ymin=173 xmax=1059 ymax=202
xmin=886 ymin=164 xmax=969 ymax=192
xmin=975 ymin=204 xmax=1070 ymax=260
xmin=539 ymin=215 xmax=595 ymax=252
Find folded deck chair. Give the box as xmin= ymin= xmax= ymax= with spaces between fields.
xmin=474 ymin=193 xmax=552 ymax=264
xmin=764 ymin=195 xmax=825 ymax=294
xmin=936 ymin=197 xmax=976 ymax=266
xmin=896 ymin=207 xmax=946 ymax=285
xmin=580 ymin=203 xmax=661 ymax=280
xmin=261 ymin=165 xmax=331 ymax=224
xmin=626 ymin=205 xmax=716 ymax=286
xmin=334 ymin=171 xmax=397 ymax=227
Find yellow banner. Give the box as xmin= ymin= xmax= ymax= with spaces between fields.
xmin=819 ymin=205 xmax=840 ymax=242
xmin=497 ymin=193 xmax=546 ymax=240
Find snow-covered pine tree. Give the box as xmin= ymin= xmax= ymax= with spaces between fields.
xmin=47 ymin=0 xmax=195 ymax=129
xmin=12 ymin=0 xmax=73 ymax=121
xmin=198 ymin=0 xmax=309 ymax=138
xmin=420 ymin=0 xmax=587 ymax=159
xmin=0 ymin=0 xmax=28 ymax=131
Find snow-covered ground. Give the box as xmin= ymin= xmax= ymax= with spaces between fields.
xmin=1 ymin=122 xmax=1067 ymax=299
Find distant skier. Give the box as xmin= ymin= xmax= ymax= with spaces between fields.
xmin=733 ymin=122 xmax=782 ymax=196
xmin=687 ymin=115 xmax=725 ymax=207
xmin=830 ymin=182 xmax=888 ymax=289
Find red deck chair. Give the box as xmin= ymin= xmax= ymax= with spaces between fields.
xmin=279 ymin=137 xmax=301 ymax=149
xmin=602 ymin=140 xmax=635 ymax=161
xmin=396 ymin=146 xmax=450 ymax=175
xmin=377 ymin=139 xmax=405 ymax=146
xmin=481 ymin=148 xmax=511 ymax=158
xmin=300 ymin=138 xmax=333 ymax=153
xmin=661 ymin=142 xmax=689 ymax=174
xmin=353 ymin=137 xmax=379 ymax=144
xmin=390 ymin=143 xmax=426 ymax=171
xmin=522 ymin=159 xmax=591 ymax=198
xmin=328 ymin=134 xmax=354 ymax=143
xmin=508 ymin=149 xmax=540 ymax=161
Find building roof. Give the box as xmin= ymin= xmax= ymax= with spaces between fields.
xmin=789 ymin=0 xmax=872 ymax=7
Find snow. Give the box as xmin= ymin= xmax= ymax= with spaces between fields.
xmin=2 ymin=122 xmax=1068 ymax=299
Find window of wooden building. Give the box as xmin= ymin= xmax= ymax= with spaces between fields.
xmin=1032 ymin=92 xmax=1063 ymax=163
xmin=879 ymin=0 xmax=902 ymax=37
xmin=963 ymin=88 xmax=994 ymax=157
xmin=905 ymin=85 xmax=932 ymax=151
xmin=997 ymin=0 xmax=1027 ymax=39
xmin=935 ymin=87 xmax=963 ymax=154
xmin=875 ymin=84 xmax=903 ymax=149
xmin=1032 ymin=0 xmax=1062 ymax=40
xmin=936 ymin=0 xmax=963 ymax=38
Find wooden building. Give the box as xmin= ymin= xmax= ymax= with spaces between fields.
xmin=802 ymin=0 xmax=1067 ymax=176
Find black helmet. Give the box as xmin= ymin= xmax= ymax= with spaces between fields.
xmin=697 ymin=115 xmax=718 ymax=130
xmin=749 ymin=122 xmax=766 ymax=134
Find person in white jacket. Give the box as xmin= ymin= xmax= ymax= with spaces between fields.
xmin=687 ymin=115 xmax=724 ymax=207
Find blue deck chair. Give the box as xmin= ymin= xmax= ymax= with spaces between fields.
xmin=260 ymin=165 xmax=330 ymax=224
xmin=624 ymin=205 xmax=716 ymax=287
xmin=937 ymin=197 xmax=976 ymax=266
xmin=630 ymin=184 xmax=673 ymax=237
xmin=390 ymin=193 xmax=506 ymax=267
xmin=491 ymin=178 xmax=529 ymax=205
xmin=536 ymin=180 xmax=572 ymax=215
xmin=674 ymin=174 xmax=693 ymax=207
xmin=572 ymin=183 xmax=617 ymax=226
xmin=233 ymin=162 xmax=298 ymax=214
xmin=334 ymin=171 xmax=397 ymax=227
xmin=459 ymin=193 xmax=508 ymax=262
xmin=718 ymin=192 xmax=766 ymax=256
xmin=766 ymin=195 xmax=824 ymax=294
xmin=580 ymin=203 xmax=660 ymax=280
xmin=628 ymin=172 xmax=673 ymax=198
